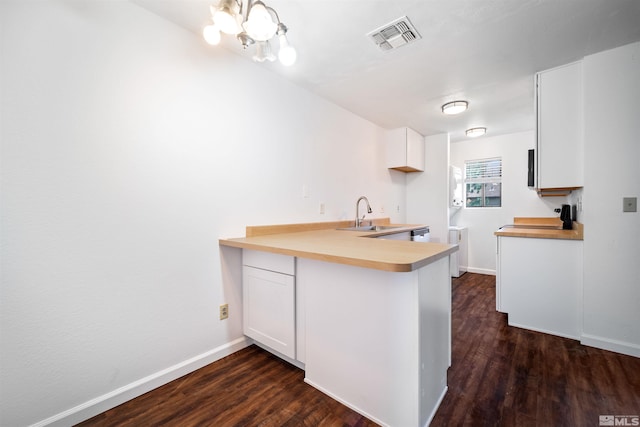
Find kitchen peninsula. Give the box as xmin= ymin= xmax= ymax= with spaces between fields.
xmin=219 ymin=219 xmax=458 ymax=427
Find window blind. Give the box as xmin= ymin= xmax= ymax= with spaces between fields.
xmin=465 ymin=157 xmax=502 ymax=183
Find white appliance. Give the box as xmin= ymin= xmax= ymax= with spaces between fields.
xmin=449 ymin=226 xmax=468 ymax=277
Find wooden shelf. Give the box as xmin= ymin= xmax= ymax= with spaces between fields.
xmin=536 ymin=187 xmax=582 ymax=197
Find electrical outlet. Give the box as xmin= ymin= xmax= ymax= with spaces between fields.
xmin=219 ymin=303 xmax=229 ymax=320
xmin=319 ymin=203 xmax=325 ymax=214
xmin=623 ymin=197 xmax=637 ymax=213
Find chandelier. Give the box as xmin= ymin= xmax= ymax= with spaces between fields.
xmin=203 ymin=0 xmax=297 ymax=66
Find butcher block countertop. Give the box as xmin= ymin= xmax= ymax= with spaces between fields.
xmin=494 ymin=217 xmax=584 ymax=240
xmin=219 ymin=219 xmax=458 ymax=272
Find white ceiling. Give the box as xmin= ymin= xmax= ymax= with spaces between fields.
xmin=133 ymin=0 xmax=640 ymax=142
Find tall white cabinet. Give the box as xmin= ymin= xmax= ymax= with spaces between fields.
xmin=535 ymin=61 xmax=584 ymax=189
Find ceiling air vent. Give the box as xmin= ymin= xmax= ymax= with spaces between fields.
xmin=367 ymin=16 xmax=421 ymax=51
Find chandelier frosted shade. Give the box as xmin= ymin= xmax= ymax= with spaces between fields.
xmin=243 ymin=2 xmax=277 ymax=41
xmin=205 ymin=0 xmax=296 ymax=66
xmin=253 ymin=40 xmax=276 ymax=62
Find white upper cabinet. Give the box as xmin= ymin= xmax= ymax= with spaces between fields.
xmin=385 ymin=127 xmax=425 ymax=172
xmin=535 ymin=61 xmax=584 ymax=189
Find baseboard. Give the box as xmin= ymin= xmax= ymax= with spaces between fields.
xmin=423 ymin=386 xmax=448 ymax=427
xmin=253 ymin=341 xmax=305 ymax=370
xmin=303 ymin=378 xmax=389 ymax=427
xmin=33 ymin=336 xmax=252 ymax=427
xmin=581 ymin=333 xmax=640 ymax=358
xmin=465 ymin=267 xmax=496 ymax=276
xmin=508 ymin=321 xmax=580 ymax=341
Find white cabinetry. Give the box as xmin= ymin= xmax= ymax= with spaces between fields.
xmin=299 ymin=256 xmax=450 ymax=427
xmin=496 ymin=236 xmax=582 ymax=339
xmin=535 ymin=61 xmax=583 ymax=189
xmin=242 ymin=250 xmax=296 ymax=359
xmin=386 ymin=127 xmax=425 ymax=172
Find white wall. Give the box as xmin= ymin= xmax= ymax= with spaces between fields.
xmin=0 ymin=2 xmax=404 ymax=425
xmin=450 ymin=131 xmax=567 ymax=274
xmin=581 ymin=42 xmax=640 ymax=356
xmin=406 ymin=133 xmax=449 ymax=243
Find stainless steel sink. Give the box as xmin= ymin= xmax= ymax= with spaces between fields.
xmin=337 ymin=225 xmax=404 ymax=232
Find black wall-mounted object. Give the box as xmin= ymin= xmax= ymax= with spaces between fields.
xmin=560 ymin=204 xmax=573 ymax=229
xmin=527 ymin=149 xmax=535 ymax=187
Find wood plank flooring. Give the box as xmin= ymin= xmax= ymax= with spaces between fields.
xmin=77 ymin=273 xmax=640 ymax=427
xmin=432 ymin=273 xmax=640 ymax=426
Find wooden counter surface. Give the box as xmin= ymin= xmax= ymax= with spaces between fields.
xmin=219 ymin=220 xmax=457 ymax=273
xmin=494 ymin=217 xmax=584 ymax=240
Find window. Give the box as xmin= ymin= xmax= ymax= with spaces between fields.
xmin=465 ymin=157 xmax=502 ymax=207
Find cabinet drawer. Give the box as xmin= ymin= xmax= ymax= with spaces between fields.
xmin=243 ymin=249 xmax=295 ymax=275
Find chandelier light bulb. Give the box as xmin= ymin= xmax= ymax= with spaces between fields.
xmin=212 ymin=3 xmax=240 ymax=35
xmin=278 ymin=34 xmax=297 ymax=66
xmin=203 ymin=24 xmax=221 ymax=45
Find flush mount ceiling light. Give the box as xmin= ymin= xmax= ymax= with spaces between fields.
xmin=441 ymin=101 xmax=469 ymax=115
xmin=202 ymin=0 xmax=297 ymax=66
xmin=466 ymin=127 xmax=487 ymax=138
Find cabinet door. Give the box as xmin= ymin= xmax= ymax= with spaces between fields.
xmin=243 ymin=266 xmax=295 ymax=358
xmin=386 ymin=127 xmax=425 ymax=172
xmin=536 ymin=61 xmax=583 ymax=188
xmin=405 ymin=127 xmax=425 ymax=171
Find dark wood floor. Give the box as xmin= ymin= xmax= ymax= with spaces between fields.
xmin=78 ymin=273 xmax=640 ymax=427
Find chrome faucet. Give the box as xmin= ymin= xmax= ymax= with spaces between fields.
xmin=355 ymin=196 xmax=373 ymax=227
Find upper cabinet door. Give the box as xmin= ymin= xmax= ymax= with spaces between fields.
xmin=386 ymin=127 xmax=425 ymax=172
xmin=536 ymin=61 xmax=584 ymax=189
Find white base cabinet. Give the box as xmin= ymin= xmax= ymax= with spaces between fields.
xmin=497 ymin=236 xmax=583 ymax=339
xmin=242 ymin=250 xmax=296 ymax=360
xmin=242 ymin=249 xmax=452 ymax=426
xmin=299 ymin=256 xmax=451 ymax=427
